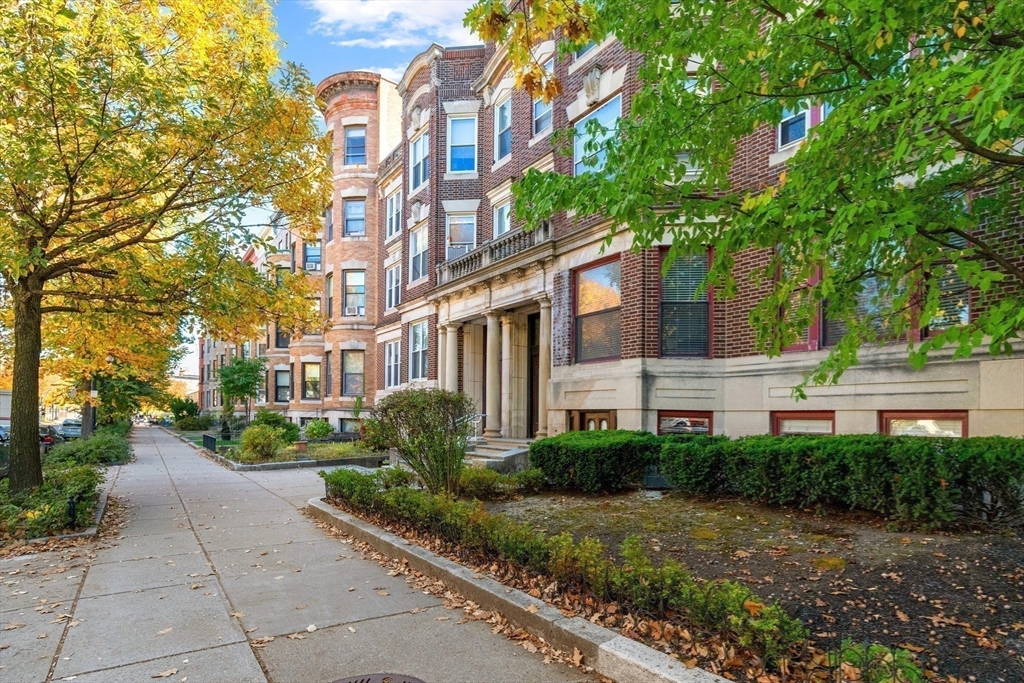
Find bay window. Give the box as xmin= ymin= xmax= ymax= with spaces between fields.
xmin=274 ymin=369 xmax=290 ymax=402
xmin=343 ymin=270 xmax=365 ymax=316
xmin=573 ymin=95 xmax=621 ymax=175
xmin=342 ymin=350 xmax=364 ymax=396
xmin=660 ymin=252 xmax=710 ymax=357
xmin=345 ymin=126 xmax=366 ymax=165
xmin=303 ymin=241 xmax=321 ymax=271
xmin=302 ymin=362 xmax=320 ymax=399
xmin=446 ymin=214 xmax=475 ymax=260
xmin=574 ymin=258 xmax=621 ymax=362
xmin=324 ymin=351 xmax=332 ymax=397
xmin=344 ymin=199 xmax=365 ymax=236
xmin=448 ymin=117 xmax=477 ymax=173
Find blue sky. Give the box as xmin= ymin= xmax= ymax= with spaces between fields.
xmin=177 ymin=0 xmax=479 ymax=375
xmin=274 ymin=0 xmax=479 ymax=86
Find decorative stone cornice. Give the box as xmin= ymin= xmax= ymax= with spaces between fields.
xmin=316 ymin=71 xmax=382 ymax=112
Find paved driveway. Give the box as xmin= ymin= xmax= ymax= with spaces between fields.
xmin=1 ymin=425 xmax=590 ymax=683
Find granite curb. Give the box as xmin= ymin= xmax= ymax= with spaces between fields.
xmin=159 ymin=427 xmax=385 ymax=471
xmin=307 ymin=497 xmax=727 ymax=683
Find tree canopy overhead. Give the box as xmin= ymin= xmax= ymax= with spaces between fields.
xmin=0 ymin=0 xmax=330 ymax=491
xmin=467 ymin=0 xmax=1024 ymax=388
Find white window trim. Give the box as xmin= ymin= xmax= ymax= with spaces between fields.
xmin=385 ymin=340 xmax=401 ymax=389
xmin=410 ymin=131 xmax=429 ymax=194
xmin=385 ymin=263 xmax=402 ymax=311
xmin=777 ymin=107 xmax=808 ymax=151
xmin=573 ymin=94 xmax=622 ymax=176
xmin=445 ymin=213 xmax=477 ymax=261
xmin=494 ymin=98 xmax=511 ymax=163
xmin=409 ymin=320 xmax=428 ymax=381
xmin=385 ymin=190 xmax=403 ymax=243
xmin=409 ymin=225 xmax=429 ymax=285
xmin=531 ymin=60 xmax=554 ymax=137
xmin=447 ymin=115 xmax=478 ymax=175
xmin=493 ymin=201 xmax=512 ymax=237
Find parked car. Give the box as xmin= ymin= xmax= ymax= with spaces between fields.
xmin=59 ymin=418 xmax=82 ymax=439
xmin=39 ymin=425 xmax=62 ymax=451
xmin=0 ymin=425 xmax=9 ymax=443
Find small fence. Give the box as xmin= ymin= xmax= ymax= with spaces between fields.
xmin=201 ymin=433 xmax=217 ymax=452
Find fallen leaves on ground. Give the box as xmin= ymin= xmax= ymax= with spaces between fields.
xmin=249 ymin=636 xmax=274 ymax=647
xmin=151 ymin=669 xmax=177 ymax=678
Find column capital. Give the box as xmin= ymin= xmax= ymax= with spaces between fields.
xmin=499 ymin=314 xmax=514 ymax=325
xmin=445 ymin=322 xmax=461 ymax=332
xmin=485 ymin=309 xmax=503 ymax=321
xmin=537 ymin=296 xmax=552 ymax=309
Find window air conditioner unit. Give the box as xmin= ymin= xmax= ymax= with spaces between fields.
xmin=344 ymin=306 xmax=365 ymax=317
xmin=306 ymin=263 xmax=321 ymax=271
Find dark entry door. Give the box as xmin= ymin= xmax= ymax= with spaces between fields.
xmin=527 ymin=313 xmax=540 ymax=438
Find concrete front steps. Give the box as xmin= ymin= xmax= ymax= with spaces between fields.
xmin=465 ymin=438 xmax=532 ymax=473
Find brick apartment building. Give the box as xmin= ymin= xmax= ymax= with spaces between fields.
xmin=199 ymin=34 xmax=1024 ymax=441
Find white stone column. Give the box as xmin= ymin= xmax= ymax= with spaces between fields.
xmin=445 ymin=323 xmax=460 ymax=393
xmin=437 ymin=324 xmax=447 ymax=390
xmin=500 ymin=314 xmax=513 ymax=438
xmin=536 ymin=297 xmax=552 ymax=438
xmin=484 ymin=311 xmax=502 ymax=438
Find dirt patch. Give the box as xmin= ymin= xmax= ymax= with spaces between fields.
xmin=487 ymin=491 xmax=1024 ymax=680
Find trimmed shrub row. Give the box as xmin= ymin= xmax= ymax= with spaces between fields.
xmin=175 ymin=415 xmax=212 ymax=431
xmin=320 ymin=468 xmax=805 ymax=663
xmin=529 ymin=430 xmax=1024 ymax=527
xmin=458 ymin=467 xmax=546 ymax=499
xmin=1 ymin=465 xmax=103 ymax=540
xmin=45 ymin=427 xmax=132 ymax=467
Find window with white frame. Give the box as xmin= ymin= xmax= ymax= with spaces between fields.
xmin=494 ymin=201 xmax=511 ymax=236
xmin=385 ymin=263 xmax=402 ymax=309
xmin=409 ymin=225 xmax=428 ymax=281
xmin=344 ymin=199 xmax=365 ymax=236
xmin=324 ymin=205 xmax=334 ymax=242
xmin=342 ymin=270 xmax=365 ymax=316
xmin=385 ymin=340 xmax=401 ymax=388
xmin=345 ymin=126 xmax=366 ymax=165
xmin=386 ymin=190 xmax=402 ymax=239
xmin=495 ymin=99 xmax=511 ymax=161
xmin=778 ymin=107 xmax=807 ymax=148
xmin=448 ymin=117 xmax=477 ymax=173
xmin=574 ymin=41 xmax=597 ymax=60
xmin=409 ymin=320 xmax=428 ymax=380
xmin=342 ymin=350 xmax=364 ymax=396
xmin=446 ymin=214 xmax=475 ymax=260
xmin=532 ymin=60 xmax=553 ymax=135
xmin=573 ymin=95 xmax=621 ymax=175
xmin=411 ymin=132 xmax=429 ymax=190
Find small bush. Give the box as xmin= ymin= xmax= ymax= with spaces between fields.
xmin=96 ymin=421 xmax=132 ymax=438
xmin=529 ymin=430 xmax=661 ymax=494
xmin=660 ymin=435 xmax=730 ymax=495
xmin=364 ymin=388 xmax=474 ymax=495
xmin=239 ymin=424 xmax=284 ymax=462
xmin=46 ymin=431 xmax=131 ymax=467
xmin=459 ymin=467 xmax=504 ymax=499
xmin=251 ymin=409 xmax=299 ymax=443
xmin=169 ymin=397 xmax=200 ymax=421
xmin=303 ymin=419 xmax=333 ymax=441
xmin=377 ymin=467 xmax=416 ymax=490
xmin=175 ymin=415 xmax=212 ymax=431
xmin=512 ymin=468 xmax=546 ymax=494
xmin=319 ymin=468 xmax=805 ymax=663
xmin=1 ymin=465 xmax=102 ymax=540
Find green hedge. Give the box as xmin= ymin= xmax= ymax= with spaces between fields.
xmin=175 ymin=415 xmax=212 ymax=431
xmin=528 ymin=430 xmax=661 ymax=493
xmin=45 ymin=430 xmax=132 ymax=467
xmin=1 ymin=465 xmax=102 ymax=540
xmin=660 ymin=434 xmax=1024 ymax=527
xmin=320 ymin=468 xmax=805 ymax=663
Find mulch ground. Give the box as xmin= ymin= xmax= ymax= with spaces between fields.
xmin=487 ymin=491 xmax=1024 ymax=681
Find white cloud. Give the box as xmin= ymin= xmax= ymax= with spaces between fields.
xmin=366 ymin=65 xmax=409 ymax=84
xmin=305 ymin=0 xmax=478 ymax=51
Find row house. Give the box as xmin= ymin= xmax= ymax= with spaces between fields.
xmin=366 ymin=34 xmax=1023 ymax=441
xmin=200 ymin=37 xmax=1023 ymax=440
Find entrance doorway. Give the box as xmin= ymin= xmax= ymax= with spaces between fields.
xmin=527 ymin=313 xmax=540 ymax=438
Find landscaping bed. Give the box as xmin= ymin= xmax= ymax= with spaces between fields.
xmin=222 ymin=440 xmax=384 ymax=465
xmin=486 ymin=490 xmax=1024 ymax=681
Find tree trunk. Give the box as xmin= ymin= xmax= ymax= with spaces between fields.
xmin=81 ymin=402 xmax=94 ymax=439
xmin=9 ymin=280 xmax=44 ymax=494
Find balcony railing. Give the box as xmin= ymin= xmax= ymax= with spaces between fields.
xmin=436 ymin=222 xmax=551 ymax=285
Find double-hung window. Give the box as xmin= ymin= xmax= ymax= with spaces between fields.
xmin=302 ymin=362 xmax=320 ymax=399
xmin=495 ymin=99 xmax=511 ymax=161
xmin=324 ymin=206 xmax=334 ymax=242
xmin=494 ymin=202 xmax=511 ymax=236
xmin=304 ymin=241 xmax=322 ymax=271
xmin=386 ymin=263 xmax=402 ymax=309
xmin=386 ymin=190 xmax=402 ymax=239
xmin=345 ymin=126 xmax=366 ymax=165
xmin=344 ymin=199 xmax=365 ymax=236
xmin=324 ymin=351 xmax=332 ymax=397
xmin=573 ymin=95 xmax=621 ymax=175
xmin=446 ymin=214 xmax=475 ymax=260
xmin=411 ymin=133 xmax=429 ymax=190
xmin=448 ymin=117 xmax=477 ymax=173
xmin=660 ymin=252 xmax=710 ymax=357
xmin=574 ymin=41 xmax=597 ymax=60
xmin=532 ymin=60 xmax=553 ymax=135
xmin=385 ymin=340 xmax=401 ymax=388
xmin=342 ymin=270 xmax=365 ymax=316
xmin=274 ymin=370 xmax=290 ymax=402
xmin=324 ymin=273 xmax=333 ymax=316
xmin=926 ymin=234 xmax=969 ymax=334
xmin=342 ymin=350 xmax=364 ymax=396
xmin=274 ymin=323 xmax=290 ymax=349
xmin=574 ymin=259 xmax=621 ymax=362
xmin=409 ymin=320 xmax=428 ymax=381
xmin=410 ymin=226 xmax=428 ymax=281
xmin=778 ymin=107 xmax=807 ymax=148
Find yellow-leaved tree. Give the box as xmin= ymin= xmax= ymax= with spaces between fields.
xmin=0 ymin=0 xmax=330 ymax=492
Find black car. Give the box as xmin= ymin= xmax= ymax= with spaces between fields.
xmin=39 ymin=425 xmax=63 ymax=451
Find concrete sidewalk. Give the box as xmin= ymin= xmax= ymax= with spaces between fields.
xmin=1 ymin=425 xmax=590 ymax=683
